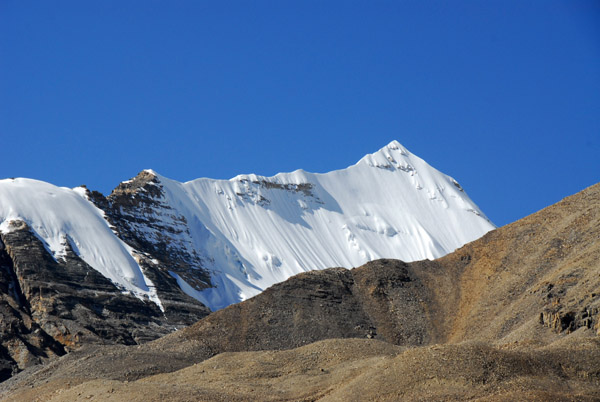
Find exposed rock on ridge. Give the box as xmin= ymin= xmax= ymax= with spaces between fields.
xmin=0 ymin=234 xmax=65 ymax=382
xmin=92 ymin=171 xmax=212 ymax=292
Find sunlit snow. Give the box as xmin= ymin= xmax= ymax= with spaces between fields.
xmin=143 ymin=140 xmax=495 ymax=309
xmin=0 ymin=141 xmax=495 ymax=311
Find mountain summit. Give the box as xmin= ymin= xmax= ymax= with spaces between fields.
xmin=0 ymin=141 xmax=494 ymax=312
xmin=0 ymin=140 xmax=494 ymax=378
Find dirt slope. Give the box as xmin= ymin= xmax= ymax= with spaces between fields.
xmin=6 ymin=337 xmax=600 ymax=401
xmin=1 ymin=183 xmax=599 ymax=401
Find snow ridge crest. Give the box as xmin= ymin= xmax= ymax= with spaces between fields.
xmin=0 ymin=141 xmax=495 ymax=311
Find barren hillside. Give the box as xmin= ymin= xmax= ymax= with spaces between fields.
xmin=2 ymin=183 xmax=598 ymax=401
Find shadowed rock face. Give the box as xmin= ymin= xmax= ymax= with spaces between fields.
xmin=91 ymin=171 xmax=212 ymax=291
xmin=0 ymin=236 xmax=65 ymax=382
xmin=0 ymin=219 xmax=210 ymax=380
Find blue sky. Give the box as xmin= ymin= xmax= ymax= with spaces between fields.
xmin=1 ymin=1 xmax=598 ymax=226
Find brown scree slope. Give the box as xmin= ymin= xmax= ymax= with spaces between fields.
xmin=1 ymin=183 xmax=599 ymax=401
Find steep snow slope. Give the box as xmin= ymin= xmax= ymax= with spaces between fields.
xmin=139 ymin=141 xmax=495 ymax=309
xmin=0 ymin=178 xmax=163 ymax=309
xmin=0 ymin=141 xmax=495 ymax=311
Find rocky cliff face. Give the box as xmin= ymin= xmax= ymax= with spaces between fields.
xmin=0 ymin=234 xmax=65 ymax=382
xmin=89 ymin=171 xmax=212 ymax=293
xmin=0 ymin=219 xmax=210 ymax=380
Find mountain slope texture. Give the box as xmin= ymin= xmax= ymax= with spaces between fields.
xmin=0 ymin=140 xmax=493 ymax=312
xmin=1 ymin=182 xmax=598 ymax=401
xmin=0 ymin=140 xmax=494 ymax=380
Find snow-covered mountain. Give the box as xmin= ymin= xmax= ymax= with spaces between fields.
xmin=0 ymin=141 xmax=495 ymax=311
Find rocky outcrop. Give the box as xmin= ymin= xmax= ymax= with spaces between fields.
xmin=0 ymin=219 xmax=210 ymax=380
xmin=88 ymin=171 xmax=211 ymax=292
xmin=0 ymin=236 xmax=65 ymax=382
xmin=540 ymin=306 xmax=599 ymax=334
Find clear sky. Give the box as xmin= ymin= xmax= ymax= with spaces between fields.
xmin=1 ymin=1 xmax=598 ymax=227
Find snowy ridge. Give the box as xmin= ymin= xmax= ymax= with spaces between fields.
xmin=138 ymin=140 xmax=495 ymax=309
xmin=0 ymin=178 xmax=163 ymax=310
xmin=0 ymin=141 xmax=495 ymax=311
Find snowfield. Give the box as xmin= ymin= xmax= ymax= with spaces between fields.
xmin=0 ymin=141 xmax=495 ymax=310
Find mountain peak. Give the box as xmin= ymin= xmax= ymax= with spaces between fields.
xmin=384 ymin=139 xmax=408 ymax=153
xmin=0 ymin=142 xmax=494 ymax=312
xmin=356 ymin=140 xmax=417 ymax=173
xmin=124 ymin=141 xmax=494 ymax=309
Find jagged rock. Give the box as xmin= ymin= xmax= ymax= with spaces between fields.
xmin=540 ymin=306 xmax=599 ymax=334
xmin=0 ymin=220 xmax=210 ymax=380
xmin=90 ymin=172 xmax=211 ymax=292
xmin=0 ymin=235 xmax=66 ymax=380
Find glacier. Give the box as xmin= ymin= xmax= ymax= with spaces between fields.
xmin=0 ymin=141 xmax=495 ymax=310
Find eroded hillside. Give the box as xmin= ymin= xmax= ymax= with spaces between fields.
xmin=1 ymin=183 xmax=599 ymax=401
